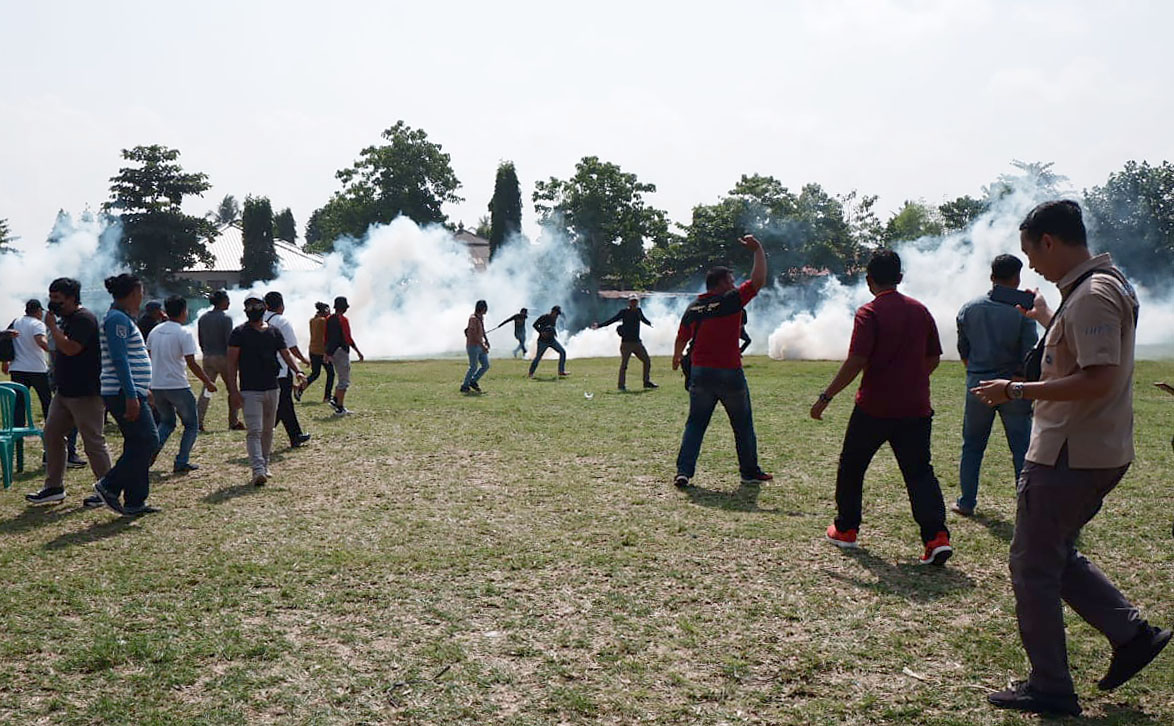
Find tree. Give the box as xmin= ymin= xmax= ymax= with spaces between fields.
xmin=211 ymin=194 xmax=240 ymax=226
xmin=884 ymin=200 xmax=944 ymax=243
xmin=986 ymin=159 xmax=1069 ymax=201
xmin=240 ymin=195 xmax=279 ymax=287
xmin=102 ymin=145 xmax=217 ymax=289
xmin=0 ymin=218 xmax=15 ymax=253
xmin=938 ymin=195 xmax=987 ymax=231
xmin=488 ymin=161 xmax=522 ymax=259
xmin=306 ymin=121 xmax=463 ymax=252
xmin=1084 ymin=160 xmax=1174 ymax=287
xmin=273 ymin=207 xmax=297 ymax=243
xmin=473 ymin=216 xmax=492 ymax=239
xmin=533 ymin=156 xmax=671 ymax=289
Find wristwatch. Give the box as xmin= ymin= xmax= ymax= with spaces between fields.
xmin=1008 ymin=382 xmax=1025 ymax=400
xmin=818 ymin=391 xmax=833 ymax=403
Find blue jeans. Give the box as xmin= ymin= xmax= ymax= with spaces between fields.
xmin=675 ymin=366 xmax=759 ymax=478
xmin=153 ymin=388 xmax=199 ymax=467
xmin=103 ymin=394 xmax=160 ymax=508
xmin=513 ymin=334 xmax=526 ymax=357
xmin=463 ymin=346 xmax=490 ymax=387
xmin=958 ymin=373 xmax=1033 ymax=510
xmin=529 ymin=339 xmax=566 ymax=375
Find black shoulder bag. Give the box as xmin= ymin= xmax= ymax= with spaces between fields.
xmin=0 ymin=320 xmax=16 ymax=362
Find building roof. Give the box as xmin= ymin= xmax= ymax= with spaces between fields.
xmin=453 ymin=229 xmax=490 ymax=271
xmin=181 ymin=224 xmax=324 ymax=273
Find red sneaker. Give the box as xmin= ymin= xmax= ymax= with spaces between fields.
xmin=826 ymin=524 xmax=859 ymax=549
xmin=741 ymin=471 xmax=773 ymax=484
xmin=918 ymin=531 xmax=953 ymax=566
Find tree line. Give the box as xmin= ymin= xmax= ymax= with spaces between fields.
xmin=2 ymin=124 xmax=1172 ymax=294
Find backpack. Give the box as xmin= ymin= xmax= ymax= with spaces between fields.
xmin=0 ymin=320 xmax=15 ymax=362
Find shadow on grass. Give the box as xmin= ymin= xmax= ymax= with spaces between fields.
xmin=201 ymin=483 xmax=263 ymax=505
xmin=1059 ymin=704 xmax=1167 ymax=725
xmin=825 ymin=548 xmax=976 ymax=602
xmin=971 ymin=512 xmax=1015 ymax=543
xmin=42 ymin=515 xmax=138 ymax=550
xmin=683 ymin=481 xmax=806 ymax=515
xmin=0 ymin=504 xmax=88 ymax=536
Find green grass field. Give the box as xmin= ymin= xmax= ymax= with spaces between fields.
xmin=2 ymin=356 xmax=1172 ymax=725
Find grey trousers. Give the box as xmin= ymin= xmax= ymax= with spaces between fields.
xmin=331 ymin=349 xmax=351 ymax=391
xmin=1010 ymin=445 xmax=1143 ymax=695
xmin=241 ymin=389 xmax=279 ymax=476
xmin=43 ymin=394 xmax=111 ymax=489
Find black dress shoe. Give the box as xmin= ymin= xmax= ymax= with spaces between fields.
xmin=988 ymin=680 xmax=1080 ymax=716
xmin=290 ymin=433 xmax=312 ymax=448
xmin=1098 ymin=624 xmax=1172 ymax=691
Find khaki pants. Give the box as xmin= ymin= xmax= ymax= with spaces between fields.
xmin=43 ymin=394 xmax=111 ymax=490
xmin=618 ymin=341 xmax=651 ymax=389
xmin=198 ymin=354 xmax=241 ymax=428
xmin=242 ymin=389 xmax=279 ymax=476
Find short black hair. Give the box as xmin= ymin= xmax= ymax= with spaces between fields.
xmin=164 ymin=294 xmax=187 ymax=319
xmin=25 ymin=299 xmax=43 ymax=315
xmin=334 ymin=296 xmax=349 ymax=311
xmin=244 ymin=296 xmax=266 ymax=310
xmin=475 ymin=299 xmax=487 ymax=313
xmin=209 ymin=289 xmax=229 ymax=306
xmin=1019 ymin=200 xmax=1087 ymax=247
xmin=705 ymin=266 xmax=733 ymax=291
xmin=104 ymin=273 xmax=141 ymax=299
xmin=263 ymin=291 xmax=283 ymax=310
xmin=866 ymin=249 xmax=902 ymax=286
xmin=991 ymin=254 xmax=1023 ymax=281
xmin=315 ymin=301 xmax=330 ymax=313
xmin=551 ymin=305 xmax=561 ymax=315
xmin=520 ymin=307 xmax=527 ymax=314
xmin=49 ymin=277 xmax=82 ymax=304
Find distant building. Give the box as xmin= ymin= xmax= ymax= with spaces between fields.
xmin=178 ymin=224 xmax=324 ymax=289
xmin=453 ymin=227 xmax=490 ymax=272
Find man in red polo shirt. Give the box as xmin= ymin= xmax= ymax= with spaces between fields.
xmin=671 ymin=235 xmax=773 ymax=488
xmin=810 ymin=248 xmax=952 ymax=565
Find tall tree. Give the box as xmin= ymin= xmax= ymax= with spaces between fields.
xmin=306 ymin=121 xmax=463 ymax=252
xmin=1084 ymin=160 xmax=1174 ymax=287
xmin=0 ymin=218 xmax=15 ymax=253
xmin=102 ymin=145 xmax=217 ymax=289
xmin=938 ymin=195 xmax=987 ymax=231
xmin=273 ymin=207 xmax=297 ymax=243
xmin=533 ymin=156 xmax=670 ymax=289
xmin=986 ymin=159 xmax=1069 ymax=201
xmin=488 ymin=161 xmax=522 ymax=259
xmin=884 ymin=200 xmax=944 ymax=243
xmin=212 ymin=194 xmax=240 ymax=226
xmin=473 ymin=216 xmax=492 ymax=239
xmin=240 ymin=195 xmax=279 ymax=287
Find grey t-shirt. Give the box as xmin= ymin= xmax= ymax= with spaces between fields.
xmin=197 ymin=308 xmax=234 ymax=356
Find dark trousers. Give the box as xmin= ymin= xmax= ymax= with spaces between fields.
xmin=10 ymin=370 xmax=51 ymax=427
xmin=276 ymin=375 xmax=304 ymax=444
xmin=834 ymin=406 xmax=948 ymax=544
xmin=305 ymin=353 xmax=334 ymax=399
xmin=675 ymin=366 xmax=759 ymax=478
xmin=618 ymin=341 xmax=651 ymax=389
xmin=102 ymin=394 xmax=159 ymax=509
xmin=1011 ymin=446 xmax=1142 ymax=696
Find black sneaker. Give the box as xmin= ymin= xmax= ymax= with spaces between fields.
xmin=1098 ymin=624 xmax=1172 ymax=691
xmin=459 ymin=385 xmax=471 ymax=393
xmin=123 ymin=503 xmax=160 ymax=516
xmin=470 ymin=381 xmax=481 ymax=393
xmin=643 ymin=381 xmax=658 ymax=389
xmin=67 ymin=455 xmax=88 ymax=469
xmin=93 ymin=480 xmax=124 ymax=515
xmin=290 ymin=433 xmax=312 ymax=448
xmin=173 ymin=463 xmax=200 ymax=473
xmin=987 ymin=680 xmax=1080 ymax=716
xmin=673 ymin=474 xmax=690 ymax=489
xmin=25 ymin=487 xmax=66 ymax=506
xmin=83 ymin=494 xmax=103 ymax=509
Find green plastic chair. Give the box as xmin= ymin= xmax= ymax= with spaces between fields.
xmin=0 ymin=388 xmax=17 ymax=488
xmin=0 ymin=381 xmax=43 ymax=473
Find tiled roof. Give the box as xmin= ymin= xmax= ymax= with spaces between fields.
xmin=181 ymin=224 xmax=324 ymax=273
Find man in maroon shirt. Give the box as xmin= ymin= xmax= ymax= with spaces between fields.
xmin=810 ymin=249 xmax=952 ymax=565
xmin=671 ymin=235 xmax=773 ymax=488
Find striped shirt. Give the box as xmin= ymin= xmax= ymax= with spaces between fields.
xmin=100 ymin=306 xmax=152 ymax=397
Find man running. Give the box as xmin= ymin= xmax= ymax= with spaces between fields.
xmin=528 ymin=306 xmax=569 ymax=378
xmin=592 ymin=294 xmax=657 ymax=391
xmin=461 ymin=300 xmax=491 ymax=393
xmin=263 ymin=292 xmax=312 ymax=447
xmin=493 ymin=308 xmax=528 ymax=358
xmin=301 ymin=302 xmax=334 ymax=403
xmin=197 ymin=290 xmax=242 ymax=431
xmin=671 ymin=235 xmax=772 ymax=488
xmin=325 ymin=296 xmax=364 ymax=416
xmin=147 ymin=295 xmax=218 ymax=473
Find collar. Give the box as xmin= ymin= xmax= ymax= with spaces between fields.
xmin=874 ymin=288 xmax=898 ymax=298
xmin=1057 ymin=253 xmax=1113 ymax=294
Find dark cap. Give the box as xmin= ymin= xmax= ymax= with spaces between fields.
xmin=144 ymin=300 xmax=163 ymax=312
xmin=25 ymin=299 xmax=43 ymax=314
xmin=334 ymin=296 xmax=349 ymax=310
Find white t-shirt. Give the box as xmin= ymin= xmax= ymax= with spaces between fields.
xmin=264 ymin=312 xmax=298 ymax=378
xmin=10 ymin=315 xmax=48 ymax=373
xmin=146 ymin=320 xmax=197 ymax=390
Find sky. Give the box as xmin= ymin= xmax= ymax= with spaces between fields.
xmin=2 ymin=0 xmax=1172 ymax=246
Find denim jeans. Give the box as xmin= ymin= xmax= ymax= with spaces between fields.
xmin=153 ymin=388 xmax=199 ymax=467
xmin=675 ymin=366 xmax=759 ymax=478
xmin=958 ymin=373 xmax=1033 ymax=510
xmin=103 ymin=394 xmax=160 ymax=508
xmin=529 ymin=339 xmax=566 ymax=375
xmin=463 ymin=346 xmax=490 ymax=386
xmin=513 ymin=334 xmax=526 ymax=357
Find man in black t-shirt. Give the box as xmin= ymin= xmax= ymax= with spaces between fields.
xmin=593 ymin=295 xmax=657 ymax=391
xmin=528 ymin=306 xmax=569 ymax=377
xmin=26 ymin=278 xmax=113 ymax=506
xmin=226 ymin=297 xmax=306 ymax=486
xmin=493 ymin=308 xmax=528 ymax=357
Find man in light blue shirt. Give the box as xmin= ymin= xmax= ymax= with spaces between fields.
xmin=954 ymin=254 xmax=1038 ymax=515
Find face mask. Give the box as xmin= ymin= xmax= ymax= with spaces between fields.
xmin=246 ymin=309 xmax=266 ymax=322
xmin=47 ymin=301 xmax=64 ymax=315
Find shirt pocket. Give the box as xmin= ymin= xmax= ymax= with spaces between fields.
xmin=1041 ymin=322 xmax=1069 ymax=376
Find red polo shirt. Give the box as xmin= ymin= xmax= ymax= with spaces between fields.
xmin=849 ymin=290 xmax=942 ymax=418
xmin=676 ymin=281 xmax=758 ymax=369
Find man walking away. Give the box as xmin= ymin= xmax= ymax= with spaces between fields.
xmin=147 ymin=296 xmax=217 ymax=473
xmin=592 ymin=294 xmax=657 ymax=391
xmin=92 ymin=274 xmax=160 ymax=516
xmin=973 ymin=201 xmax=1169 ymax=717
xmin=197 ymin=290 xmax=242 ymax=431
xmin=811 ymin=249 xmax=952 ymax=566
xmin=324 ymin=296 xmax=364 ymax=416
xmin=461 ymin=300 xmax=491 ymax=393
xmin=263 ymin=292 xmax=312 ymax=447
xmin=528 ymin=306 xmax=569 ymax=378
xmin=137 ymin=300 xmax=166 ymax=339
xmin=671 ymin=235 xmax=772 ymax=488
xmin=953 ymin=254 xmax=1038 ymax=516
xmin=302 ymin=302 xmax=334 ymax=403
xmin=226 ymin=297 xmax=305 ymax=486
xmin=493 ymin=308 xmax=528 ymax=358
xmin=25 ymin=278 xmax=112 ymax=506
xmin=8 ymin=299 xmax=52 ymax=430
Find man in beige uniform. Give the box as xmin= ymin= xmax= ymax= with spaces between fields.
xmin=973 ymin=200 xmax=1169 ymax=717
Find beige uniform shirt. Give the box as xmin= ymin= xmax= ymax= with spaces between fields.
xmin=1027 ymin=253 xmax=1138 ymax=469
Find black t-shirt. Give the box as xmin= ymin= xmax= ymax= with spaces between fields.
xmin=324 ymin=314 xmax=348 ymax=355
xmin=54 ymin=307 xmax=101 ymax=397
xmin=533 ymin=314 xmax=558 ymax=341
xmin=600 ymin=308 xmax=651 ymax=342
xmin=228 ymin=323 xmax=286 ymax=391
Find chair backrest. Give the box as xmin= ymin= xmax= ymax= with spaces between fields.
xmin=0 ymin=386 xmax=16 ymax=432
xmin=0 ymin=382 xmax=34 ymax=428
